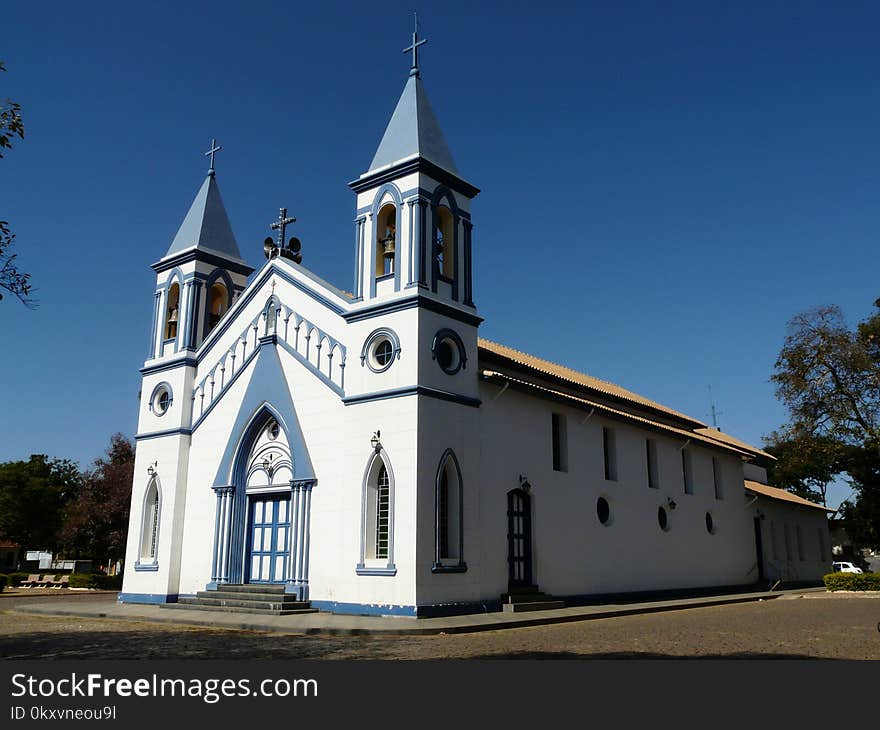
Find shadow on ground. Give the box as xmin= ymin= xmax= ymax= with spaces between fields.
xmin=0 ymin=629 xmax=836 ymax=661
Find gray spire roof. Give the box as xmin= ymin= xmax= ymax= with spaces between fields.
xmin=163 ymin=172 xmax=244 ymax=262
xmin=367 ymin=72 xmax=458 ymax=175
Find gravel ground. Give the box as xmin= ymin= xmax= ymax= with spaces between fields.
xmin=1 ymin=592 xmax=878 ymax=660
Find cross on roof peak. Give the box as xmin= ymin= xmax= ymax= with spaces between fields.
xmin=205 ymin=138 xmax=222 ymax=175
xmin=403 ymin=12 xmax=427 ymax=77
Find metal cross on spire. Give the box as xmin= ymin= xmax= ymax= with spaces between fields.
xmin=403 ymin=12 xmax=427 ymax=76
xmin=270 ymin=207 xmax=296 ymax=247
xmin=205 ymin=138 xmax=222 ymax=174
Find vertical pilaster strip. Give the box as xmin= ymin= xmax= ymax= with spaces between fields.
xmin=302 ymin=484 xmax=312 ymax=599
xmin=150 ymin=291 xmax=161 ymax=359
xmin=290 ymin=485 xmax=301 ymax=586
xmin=393 ymin=203 xmax=402 ymax=292
xmin=406 ymin=200 xmax=415 ymax=286
xmin=418 ymin=199 xmax=428 ymax=285
xmin=463 ymin=220 xmax=474 ymax=307
xmin=452 ymin=214 xmax=460 ymax=301
xmin=189 ymin=281 xmax=203 ymax=349
xmin=368 ymin=213 xmax=377 ymax=299
xmin=296 ymin=484 xmax=307 ymax=588
xmin=211 ymin=488 xmax=223 ymax=582
xmin=353 ymin=218 xmax=365 ymax=301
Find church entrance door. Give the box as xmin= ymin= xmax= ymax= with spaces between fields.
xmin=507 ymin=489 xmax=533 ymax=588
xmin=245 ymin=494 xmax=291 ymax=584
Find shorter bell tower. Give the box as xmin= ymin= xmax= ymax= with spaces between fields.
xmin=148 ymin=140 xmax=254 ymax=361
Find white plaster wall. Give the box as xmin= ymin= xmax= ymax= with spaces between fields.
xmin=751 ymin=497 xmax=831 ymax=582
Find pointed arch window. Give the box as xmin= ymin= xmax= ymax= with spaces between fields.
xmin=433 ymin=449 xmax=466 ymax=573
xmin=164 ymin=282 xmax=180 ymax=341
xmin=375 ymin=204 xmax=397 ymax=277
xmin=357 ymin=449 xmax=396 ymax=575
xmin=263 ymin=298 xmax=279 ymax=336
xmin=135 ymin=478 xmax=160 ymax=571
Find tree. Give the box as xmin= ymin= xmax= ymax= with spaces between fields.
xmin=769 ymin=301 xmax=880 ymax=549
xmin=59 ymin=434 xmax=134 ymax=566
xmin=0 ymin=60 xmax=34 ymax=307
xmin=0 ymin=455 xmax=81 ymax=551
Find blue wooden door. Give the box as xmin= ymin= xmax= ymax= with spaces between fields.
xmin=246 ymin=495 xmax=291 ymax=584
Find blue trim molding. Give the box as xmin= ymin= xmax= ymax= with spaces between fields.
xmin=344 ymin=385 xmax=481 ymax=408
xmin=344 ymin=293 xmax=483 ymax=326
xmin=117 ymin=593 xmax=179 ymax=604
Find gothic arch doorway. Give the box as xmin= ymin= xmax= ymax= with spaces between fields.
xmin=507 ymin=488 xmax=533 ymax=589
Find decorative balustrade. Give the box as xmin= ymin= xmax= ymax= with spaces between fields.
xmin=192 ymin=301 xmax=346 ymax=423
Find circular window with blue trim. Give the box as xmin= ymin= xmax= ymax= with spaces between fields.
xmin=150 ymin=382 xmax=173 ymax=416
xmin=432 ymin=329 xmax=467 ymax=375
xmin=361 ymin=328 xmax=401 ymax=374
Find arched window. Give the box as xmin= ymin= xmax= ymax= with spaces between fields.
xmin=434 ymin=450 xmax=465 ymax=572
xmin=164 ymin=282 xmax=180 ymax=340
xmin=206 ymin=282 xmax=228 ymax=334
xmin=139 ymin=478 xmax=160 ymax=563
xmin=357 ymin=449 xmax=396 ymax=575
xmin=264 ymin=298 xmax=278 ymax=335
xmin=375 ymin=203 xmax=396 ymax=277
xmin=435 ymin=206 xmax=454 ymax=279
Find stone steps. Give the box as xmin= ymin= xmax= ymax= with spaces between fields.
xmin=501 ymin=585 xmax=564 ymax=613
xmin=164 ymin=602 xmax=318 ymax=617
xmin=162 ymin=583 xmax=318 ymax=616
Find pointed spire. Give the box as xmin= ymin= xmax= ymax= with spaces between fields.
xmin=163 ymin=171 xmax=243 ymax=262
xmin=367 ymin=70 xmax=458 ymax=175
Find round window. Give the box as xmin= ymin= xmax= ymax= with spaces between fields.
xmin=267 ymin=421 xmax=280 ymax=441
xmin=362 ymin=329 xmax=400 ymax=373
xmin=706 ymin=512 xmax=715 ymax=534
xmin=597 ymin=496 xmax=611 ymax=526
xmin=658 ymin=506 xmax=669 ymax=532
xmin=374 ymin=339 xmax=394 ymax=367
xmin=433 ymin=330 xmax=464 ymax=375
xmin=151 ymin=385 xmax=172 ymax=416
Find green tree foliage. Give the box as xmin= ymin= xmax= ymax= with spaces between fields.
xmin=0 ymin=60 xmax=34 ymax=307
xmin=0 ymin=455 xmax=81 ymax=551
xmin=59 ymin=434 xmax=134 ymax=565
xmin=769 ymin=302 xmax=880 ymax=547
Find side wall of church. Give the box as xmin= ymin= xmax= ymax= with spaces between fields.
xmin=750 ymin=497 xmax=831 ymax=583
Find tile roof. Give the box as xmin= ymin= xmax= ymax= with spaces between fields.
xmin=695 ymin=428 xmax=775 ymax=461
xmin=481 ymin=370 xmax=753 ymax=457
xmin=744 ymin=480 xmax=834 ymax=512
xmin=478 ymin=338 xmax=707 ymax=428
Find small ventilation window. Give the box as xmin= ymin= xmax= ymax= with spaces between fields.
xmin=658 ymin=506 xmax=669 ymax=532
xmin=596 ymin=496 xmax=611 ymax=526
xmin=705 ymin=512 xmax=715 ymax=534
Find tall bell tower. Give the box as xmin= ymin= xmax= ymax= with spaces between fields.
xmin=348 ymin=20 xmax=479 ymax=308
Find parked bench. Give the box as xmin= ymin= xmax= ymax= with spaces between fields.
xmin=21 ymin=574 xmax=41 ymax=588
xmin=34 ymin=574 xmax=56 ymax=588
xmin=50 ymin=575 xmax=69 ymax=589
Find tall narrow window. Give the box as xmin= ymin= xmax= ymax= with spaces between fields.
xmin=712 ymin=456 xmax=723 ymax=499
xmin=375 ymin=465 xmax=390 ymax=559
xmin=817 ymin=527 xmax=827 ymax=562
xmin=552 ymin=413 xmax=567 ymax=472
xmin=771 ymin=521 xmax=779 ymax=560
xmin=603 ymin=427 xmax=617 ymax=481
xmin=139 ymin=479 xmax=160 ymax=562
xmin=375 ymin=204 xmax=396 ymax=277
xmin=784 ymin=524 xmax=793 ymax=561
xmin=435 ymin=207 xmax=454 ymax=279
xmin=646 ymin=439 xmax=659 ymax=489
xmin=434 ymin=450 xmax=464 ymax=571
xmin=796 ymin=525 xmax=804 ymax=561
xmin=682 ymin=449 xmax=694 ymax=494
xmin=164 ymin=282 xmax=180 ymax=340
xmin=206 ymin=282 xmax=228 ymax=334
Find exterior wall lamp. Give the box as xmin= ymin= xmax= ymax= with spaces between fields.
xmin=370 ymin=430 xmax=381 ymax=452
xmin=666 ymin=497 xmax=677 ymax=510
xmin=146 ymin=461 xmax=158 ymax=477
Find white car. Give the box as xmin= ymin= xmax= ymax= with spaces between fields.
xmin=832 ymin=561 xmax=863 ymax=574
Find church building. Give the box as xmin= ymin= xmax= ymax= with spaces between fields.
xmin=120 ymin=31 xmax=832 ymax=616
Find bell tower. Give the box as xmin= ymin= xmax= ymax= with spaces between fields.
xmin=349 ymin=20 xmax=479 ymax=307
xmin=149 ymin=140 xmax=253 ymax=361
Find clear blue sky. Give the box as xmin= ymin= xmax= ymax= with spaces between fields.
xmin=1 ymin=1 xmax=876 ymax=508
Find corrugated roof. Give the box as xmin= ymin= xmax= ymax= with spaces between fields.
xmin=478 ymin=338 xmax=706 ymax=427
xmin=744 ymin=480 xmax=834 ymax=512
xmin=481 ymin=370 xmax=752 ymax=457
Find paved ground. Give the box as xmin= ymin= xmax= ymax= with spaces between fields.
xmin=1 ymin=591 xmax=879 ymax=659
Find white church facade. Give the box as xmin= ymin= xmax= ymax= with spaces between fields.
xmin=120 ymin=36 xmax=831 ymax=616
